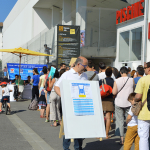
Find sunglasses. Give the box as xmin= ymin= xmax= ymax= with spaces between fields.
xmin=80 ymin=63 xmax=87 ymax=68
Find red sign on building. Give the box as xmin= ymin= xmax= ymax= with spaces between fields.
xmin=116 ymin=0 xmax=144 ymax=24
xmin=148 ymin=23 xmax=150 ymax=40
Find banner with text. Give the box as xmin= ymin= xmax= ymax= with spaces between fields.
xmin=7 ymin=63 xmax=47 ymax=80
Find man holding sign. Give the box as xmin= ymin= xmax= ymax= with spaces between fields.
xmin=54 ymin=56 xmax=88 ymax=150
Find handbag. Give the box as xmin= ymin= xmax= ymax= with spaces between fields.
xmin=131 ymin=99 xmax=147 ymax=116
xmin=100 ymin=79 xmax=113 ymax=99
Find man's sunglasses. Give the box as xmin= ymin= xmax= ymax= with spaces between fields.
xmin=80 ymin=63 xmax=87 ymax=68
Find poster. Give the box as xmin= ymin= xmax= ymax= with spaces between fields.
xmin=80 ymin=30 xmax=85 ymax=48
xmin=71 ymin=83 xmax=94 ymax=116
xmin=60 ymin=80 xmax=106 ymax=139
xmin=57 ymin=25 xmax=80 ymax=68
xmin=7 ymin=63 xmax=47 ymax=80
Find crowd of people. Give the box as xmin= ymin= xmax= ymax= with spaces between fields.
xmin=1 ymin=56 xmax=150 ymax=150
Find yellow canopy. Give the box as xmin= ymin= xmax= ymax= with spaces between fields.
xmin=0 ymin=47 xmax=52 ymax=87
xmin=0 ymin=47 xmax=52 ymax=56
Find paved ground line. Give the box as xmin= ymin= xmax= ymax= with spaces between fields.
xmin=7 ymin=114 xmax=54 ymax=150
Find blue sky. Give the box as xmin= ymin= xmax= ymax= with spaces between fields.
xmin=0 ymin=0 xmax=18 ymax=22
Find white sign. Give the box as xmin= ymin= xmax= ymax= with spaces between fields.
xmin=60 ymin=80 xmax=106 ymax=139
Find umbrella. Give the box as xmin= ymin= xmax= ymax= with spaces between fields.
xmin=0 ymin=47 xmax=52 ymax=85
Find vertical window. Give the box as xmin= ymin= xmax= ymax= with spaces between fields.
xmin=119 ymin=27 xmax=142 ymax=62
xmin=130 ymin=27 xmax=142 ymax=61
xmin=119 ymin=31 xmax=129 ymax=62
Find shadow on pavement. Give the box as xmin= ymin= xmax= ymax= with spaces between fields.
xmin=16 ymin=99 xmax=30 ymax=102
xmin=83 ymin=138 xmax=123 ymax=150
xmin=11 ymin=110 xmax=26 ymax=114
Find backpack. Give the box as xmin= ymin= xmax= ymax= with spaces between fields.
xmin=100 ymin=79 xmax=112 ymax=99
xmin=28 ymin=99 xmax=38 ymax=110
xmin=147 ymin=85 xmax=150 ymax=111
xmin=47 ymin=80 xmax=52 ymax=92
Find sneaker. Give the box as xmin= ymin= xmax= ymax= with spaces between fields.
xmin=0 ymin=110 xmax=2 ymax=113
xmin=45 ymin=119 xmax=50 ymax=123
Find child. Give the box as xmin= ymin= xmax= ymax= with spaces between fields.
xmin=0 ymin=82 xmax=12 ymax=114
xmin=38 ymin=89 xmax=47 ymax=118
xmin=124 ymin=93 xmax=139 ymax=150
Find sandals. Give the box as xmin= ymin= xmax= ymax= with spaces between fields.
xmin=45 ymin=119 xmax=49 ymax=122
xmin=40 ymin=115 xmax=46 ymax=118
xmin=106 ymin=136 xmax=111 ymax=139
xmin=119 ymin=141 xmax=124 ymax=145
xmin=51 ymin=124 xmax=57 ymax=127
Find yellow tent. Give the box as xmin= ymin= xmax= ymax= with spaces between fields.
xmin=0 ymin=47 xmax=52 ymax=84
xmin=0 ymin=47 xmax=52 ymax=56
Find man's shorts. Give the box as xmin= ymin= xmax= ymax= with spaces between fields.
xmin=1 ymin=96 xmax=10 ymax=103
xmin=4 ymin=72 xmax=7 ymax=77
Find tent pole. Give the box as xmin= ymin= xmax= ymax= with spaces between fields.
xmin=18 ymin=53 xmax=22 ymax=91
xmin=19 ymin=53 xmax=21 ymax=77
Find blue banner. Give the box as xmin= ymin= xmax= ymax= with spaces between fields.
xmin=7 ymin=63 xmax=48 ymax=80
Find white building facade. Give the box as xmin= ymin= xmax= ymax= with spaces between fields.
xmin=0 ymin=23 xmax=3 ymax=60
xmin=2 ymin=0 xmax=145 ymax=70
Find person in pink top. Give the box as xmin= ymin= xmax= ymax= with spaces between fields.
xmin=112 ymin=66 xmax=134 ymax=145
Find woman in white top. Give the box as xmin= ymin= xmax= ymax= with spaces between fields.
xmin=112 ymin=66 xmax=134 ymax=145
xmin=38 ymin=68 xmax=47 ymax=92
xmin=49 ymin=69 xmax=66 ymax=127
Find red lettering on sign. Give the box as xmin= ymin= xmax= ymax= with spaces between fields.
xmin=123 ymin=8 xmax=127 ymax=22
xmin=127 ymin=6 xmax=131 ymax=20
xmin=139 ymin=0 xmax=144 ymax=16
xmin=120 ymin=9 xmax=123 ymax=23
xmin=116 ymin=0 xmax=144 ymax=24
xmin=134 ymin=2 xmax=139 ymax=18
xmin=131 ymin=4 xmax=134 ymax=19
xmin=148 ymin=23 xmax=150 ymax=39
xmin=116 ymin=11 xmax=120 ymax=24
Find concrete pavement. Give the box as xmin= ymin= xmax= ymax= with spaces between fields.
xmin=0 ymin=100 xmax=135 ymax=150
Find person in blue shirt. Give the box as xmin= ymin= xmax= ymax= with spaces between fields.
xmin=134 ymin=66 xmax=144 ymax=88
xmin=31 ymin=68 xmax=40 ymax=102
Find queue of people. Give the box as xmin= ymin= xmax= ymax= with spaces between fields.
xmin=55 ymin=58 xmax=149 ymax=150
xmin=1 ymin=57 xmax=150 ymax=150
xmin=27 ymin=58 xmax=150 ymax=150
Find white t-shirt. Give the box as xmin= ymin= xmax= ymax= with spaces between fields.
xmin=98 ymin=72 xmax=116 ymax=81
xmin=55 ymin=68 xmax=87 ymax=88
xmin=2 ymin=87 xmax=10 ymax=96
xmin=127 ymin=107 xmax=138 ymax=127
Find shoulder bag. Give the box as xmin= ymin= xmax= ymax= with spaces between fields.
xmin=89 ymin=73 xmax=96 ymax=81
xmin=113 ymin=77 xmax=129 ymax=98
xmin=131 ymin=99 xmax=147 ymax=116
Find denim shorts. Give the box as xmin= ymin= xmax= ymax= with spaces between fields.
xmin=4 ymin=72 xmax=7 ymax=77
xmin=1 ymin=96 xmax=10 ymax=103
xmin=39 ymin=87 xmax=44 ymax=93
xmin=47 ymin=91 xmax=51 ymax=104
